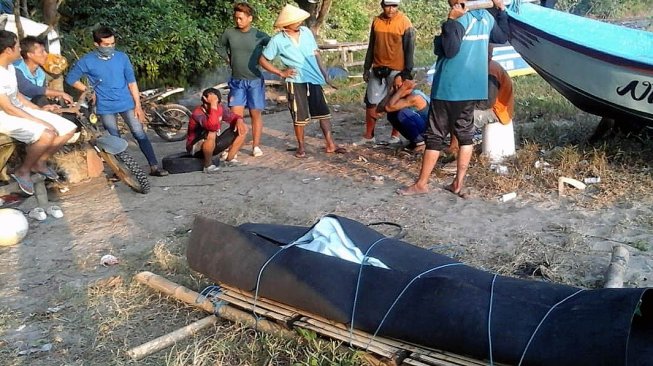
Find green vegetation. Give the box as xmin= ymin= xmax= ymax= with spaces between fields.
xmin=51 ymin=0 xmax=648 ymax=79
xmin=556 ymin=0 xmax=653 ymax=18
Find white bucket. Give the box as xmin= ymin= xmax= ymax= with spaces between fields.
xmin=482 ymin=121 xmax=515 ymax=163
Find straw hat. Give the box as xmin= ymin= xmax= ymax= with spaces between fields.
xmin=274 ymin=4 xmax=310 ymax=28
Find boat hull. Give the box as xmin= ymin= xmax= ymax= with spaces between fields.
xmin=508 ymin=4 xmax=653 ymax=126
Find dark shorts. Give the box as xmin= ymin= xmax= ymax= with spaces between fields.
xmin=425 ymin=99 xmax=479 ymax=151
xmin=286 ymin=82 xmax=331 ymax=126
xmin=191 ymin=128 xmax=236 ymax=158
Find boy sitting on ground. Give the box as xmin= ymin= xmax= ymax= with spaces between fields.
xmin=186 ymin=88 xmax=247 ymax=173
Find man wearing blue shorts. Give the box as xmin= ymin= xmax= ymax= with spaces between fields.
xmin=220 ymin=2 xmax=270 ymax=158
xmin=66 ymin=26 xmax=168 ymax=177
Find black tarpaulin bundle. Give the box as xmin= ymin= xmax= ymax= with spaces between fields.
xmin=187 ymin=215 xmax=653 ymax=366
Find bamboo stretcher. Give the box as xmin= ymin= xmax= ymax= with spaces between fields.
xmin=133 ymin=271 xmax=503 ymax=366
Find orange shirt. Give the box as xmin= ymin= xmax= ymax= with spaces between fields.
xmin=371 ymin=12 xmax=412 ymax=71
xmin=489 ymin=60 xmax=514 ymax=124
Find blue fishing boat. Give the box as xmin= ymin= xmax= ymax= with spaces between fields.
xmin=507 ymin=2 xmax=653 ymax=126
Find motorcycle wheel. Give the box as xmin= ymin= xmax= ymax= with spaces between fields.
xmin=99 ymin=151 xmax=151 ymax=194
xmin=153 ymin=104 xmax=190 ymax=142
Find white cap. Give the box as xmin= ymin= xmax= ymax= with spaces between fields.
xmin=383 ymin=0 xmax=401 ymax=5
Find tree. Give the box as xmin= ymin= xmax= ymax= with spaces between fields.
xmin=295 ymin=0 xmax=333 ymax=37
xmin=13 ymin=0 xmax=24 ymax=39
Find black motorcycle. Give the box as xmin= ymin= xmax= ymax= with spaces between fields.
xmin=139 ymin=87 xmax=191 ymax=142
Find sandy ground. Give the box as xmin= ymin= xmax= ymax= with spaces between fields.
xmin=1 ymin=107 xmax=652 ymax=360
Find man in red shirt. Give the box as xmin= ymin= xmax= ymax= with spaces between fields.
xmin=186 ymin=88 xmax=248 ymax=173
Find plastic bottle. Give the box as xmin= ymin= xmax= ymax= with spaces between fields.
xmin=584 ymin=177 xmax=601 ymax=184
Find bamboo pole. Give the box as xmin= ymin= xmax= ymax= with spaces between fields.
xmin=132 ymin=272 xmax=390 ymax=364
xmin=133 ymin=272 xmax=294 ymax=338
xmin=126 ymin=315 xmax=218 ymax=360
xmin=133 ymin=272 xmax=493 ymax=365
xmin=604 ymin=245 xmax=630 ymax=288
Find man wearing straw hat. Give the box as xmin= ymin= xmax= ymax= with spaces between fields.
xmin=259 ymin=4 xmax=346 ymax=158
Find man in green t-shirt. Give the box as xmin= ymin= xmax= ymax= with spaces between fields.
xmin=219 ymin=2 xmax=270 ymax=157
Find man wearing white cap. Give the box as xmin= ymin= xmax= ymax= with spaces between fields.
xmin=356 ymin=0 xmax=415 ymax=147
xmin=259 ymin=4 xmax=345 ymax=158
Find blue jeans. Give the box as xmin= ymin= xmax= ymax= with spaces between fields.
xmin=100 ymin=110 xmax=158 ymax=166
xmin=387 ymin=109 xmax=427 ymax=143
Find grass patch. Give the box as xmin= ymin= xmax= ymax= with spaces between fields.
xmin=0 ymin=236 xmax=364 ymax=366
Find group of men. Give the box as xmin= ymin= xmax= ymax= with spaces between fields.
xmin=356 ymin=0 xmax=514 ymax=196
xmin=197 ymin=0 xmax=514 ymax=197
xmin=0 ymin=0 xmax=514 ymax=198
xmin=0 ymin=25 xmax=170 ymax=195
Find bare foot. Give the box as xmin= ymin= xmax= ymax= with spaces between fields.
xmin=444 ymin=183 xmax=468 ymax=199
xmin=396 ymin=184 xmax=429 ymax=196
xmin=295 ymin=149 xmax=306 ymax=158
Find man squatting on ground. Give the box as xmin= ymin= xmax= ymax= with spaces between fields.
xmin=380 ymin=72 xmax=429 ymax=152
xmin=0 ymin=30 xmax=76 ymax=195
xmin=258 ymin=4 xmax=345 ymax=158
xmin=14 ymin=36 xmax=73 ymax=106
xmin=219 ymin=2 xmax=270 ymax=158
xmin=399 ymin=0 xmax=509 ymax=197
xmin=66 ymin=26 xmax=168 ymax=177
xmin=186 ymin=88 xmax=247 ymax=174
xmin=357 ymin=0 xmax=415 ymax=146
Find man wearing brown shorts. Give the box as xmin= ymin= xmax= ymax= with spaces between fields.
xmin=259 ymin=4 xmax=345 ymax=158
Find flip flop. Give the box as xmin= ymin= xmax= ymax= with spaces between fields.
xmin=38 ymin=167 xmax=60 ymax=181
xmin=294 ymin=151 xmax=307 ymax=159
xmin=10 ymin=174 xmax=34 ymax=195
xmin=444 ymin=184 xmax=468 ymax=199
xmin=327 ymin=147 xmax=347 ymax=154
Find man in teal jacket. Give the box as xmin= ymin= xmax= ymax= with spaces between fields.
xmin=398 ymin=0 xmax=508 ymax=197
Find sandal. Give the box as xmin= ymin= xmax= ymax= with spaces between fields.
xmin=10 ymin=174 xmax=34 ymax=195
xmin=28 ymin=207 xmax=47 ymax=221
xmin=327 ymin=147 xmax=347 ymax=154
xmin=46 ymin=205 xmax=64 ymax=219
xmin=444 ymin=183 xmax=468 ymax=199
xmin=38 ymin=167 xmax=60 ymax=181
xmin=294 ymin=151 xmax=307 ymax=159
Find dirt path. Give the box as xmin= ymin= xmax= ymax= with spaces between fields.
xmin=1 ymin=109 xmax=652 ymax=362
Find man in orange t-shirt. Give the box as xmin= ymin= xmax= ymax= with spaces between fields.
xmin=356 ymin=0 xmax=415 ymax=146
